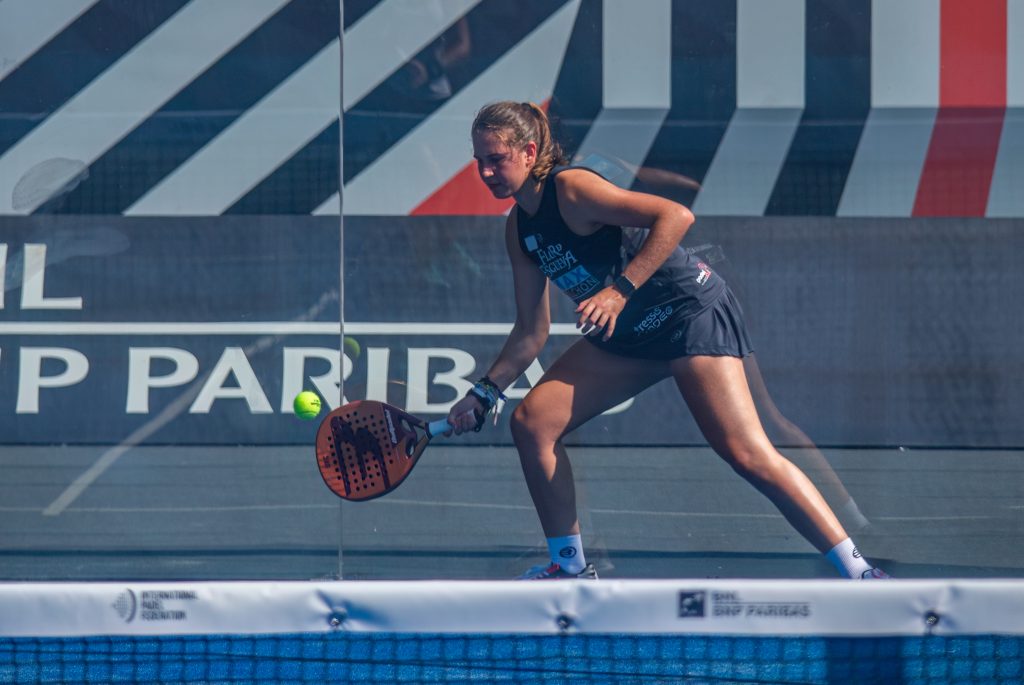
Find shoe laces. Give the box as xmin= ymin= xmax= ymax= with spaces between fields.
xmin=517 ymin=563 xmax=563 ymax=580
xmin=861 ymin=567 xmax=891 ymax=580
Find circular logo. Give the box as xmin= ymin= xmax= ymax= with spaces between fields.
xmin=112 ymin=589 xmax=137 ymax=623
xmin=670 ymin=329 xmax=683 ymax=343
xmin=559 ymin=547 xmax=577 ymax=559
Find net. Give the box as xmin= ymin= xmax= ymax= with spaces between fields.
xmin=2 ymin=580 xmax=1023 ymax=684
xmin=8 ymin=634 xmax=1024 ymax=684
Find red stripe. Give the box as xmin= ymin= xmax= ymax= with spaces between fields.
xmin=412 ymin=100 xmax=551 ymax=216
xmin=912 ymin=108 xmax=1005 ymax=216
xmin=940 ymin=0 xmax=1006 ymax=107
xmin=410 ymin=161 xmax=514 ymax=216
xmin=913 ymin=0 xmax=1006 ymax=216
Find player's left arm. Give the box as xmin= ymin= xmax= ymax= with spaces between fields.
xmin=555 ymin=170 xmax=695 ymax=339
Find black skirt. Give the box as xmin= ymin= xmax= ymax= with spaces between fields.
xmin=586 ymin=286 xmax=755 ymax=360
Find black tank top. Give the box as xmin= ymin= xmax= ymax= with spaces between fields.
xmin=516 ymin=167 xmax=726 ymax=351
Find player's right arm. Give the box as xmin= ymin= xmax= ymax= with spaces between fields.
xmin=447 ymin=212 xmax=549 ymax=432
xmin=485 ymin=210 xmax=551 ymax=386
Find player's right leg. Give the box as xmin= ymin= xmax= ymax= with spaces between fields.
xmin=510 ymin=339 xmax=666 ymax=578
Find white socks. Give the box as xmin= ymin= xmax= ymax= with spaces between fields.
xmin=547 ymin=534 xmax=586 ymax=573
xmin=825 ymin=538 xmax=874 ymax=579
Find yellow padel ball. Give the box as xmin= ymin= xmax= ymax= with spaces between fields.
xmin=293 ymin=391 xmax=322 ymax=420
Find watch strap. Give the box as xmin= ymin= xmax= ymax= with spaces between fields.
xmin=612 ymin=274 xmax=637 ymax=298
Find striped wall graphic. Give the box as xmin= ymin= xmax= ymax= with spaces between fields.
xmin=0 ymin=0 xmax=1021 ymax=218
xmin=694 ymin=0 xmax=804 ymax=216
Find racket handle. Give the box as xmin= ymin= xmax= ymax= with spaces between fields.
xmin=426 ymin=418 xmax=453 ymax=437
xmin=426 ymin=410 xmax=476 ymax=438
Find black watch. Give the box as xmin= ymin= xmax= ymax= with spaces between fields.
xmin=612 ymin=274 xmax=637 ymax=298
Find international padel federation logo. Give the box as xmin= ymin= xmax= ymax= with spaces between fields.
xmin=112 ymin=589 xmax=137 ymax=623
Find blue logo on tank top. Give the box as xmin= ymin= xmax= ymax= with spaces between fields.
xmin=532 ymin=242 xmax=600 ymax=299
xmin=552 ymin=266 xmax=591 ymax=290
xmin=553 ymin=266 xmax=600 ymax=298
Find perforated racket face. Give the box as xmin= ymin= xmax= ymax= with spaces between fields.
xmin=315 ymin=401 xmax=428 ymax=501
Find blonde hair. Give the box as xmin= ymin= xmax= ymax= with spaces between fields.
xmin=472 ymin=101 xmax=566 ymax=182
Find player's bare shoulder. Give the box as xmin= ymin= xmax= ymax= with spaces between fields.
xmin=553 ymin=167 xmax=606 ymax=202
xmin=554 ymin=168 xmax=615 ymax=234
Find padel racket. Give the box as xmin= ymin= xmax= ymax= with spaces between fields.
xmin=315 ymin=400 xmax=458 ymax=502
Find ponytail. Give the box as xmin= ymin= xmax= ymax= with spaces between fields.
xmin=523 ymin=103 xmax=562 ymax=181
xmin=472 ymin=101 xmax=566 ymax=182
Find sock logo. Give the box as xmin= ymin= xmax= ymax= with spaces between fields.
xmin=559 ymin=547 xmax=577 ymax=559
xmin=852 ymin=547 xmax=862 ymax=559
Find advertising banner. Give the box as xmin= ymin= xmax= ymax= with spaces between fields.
xmin=1 ymin=216 xmax=340 ymax=444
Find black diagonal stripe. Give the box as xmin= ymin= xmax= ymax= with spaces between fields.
xmin=0 ymin=0 xmax=190 ymax=158
xmin=226 ymin=122 xmax=338 ymax=215
xmin=343 ymin=0 xmax=383 ymax=29
xmin=343 ymin=0 xmax=569 ymax=184
xmin=549 ymin=0 xmax=602 ymax=158
xmin=641 ymin=0 xmax=737 ymax=208
xmin=765 ymin=0 xmax=871 ymax=216
xmin=46 ymin=0 xmax=339 ymax=215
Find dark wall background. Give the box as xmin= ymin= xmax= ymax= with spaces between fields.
xmin=346 ymin=215 xmax=1023 ymax=449
xmin=2 ymin=215 xmax=1020 ymax=447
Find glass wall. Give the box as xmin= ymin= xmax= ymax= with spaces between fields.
xmin=0 ymin=0 xmax=344 ymax=579
xmin=1 ymin=0 xmax=1021 ymax=582
xmin=337 ymin=0 xmax=1024 ymax=581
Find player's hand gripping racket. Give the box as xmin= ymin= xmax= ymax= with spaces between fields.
xmin=315 ymin=400 xmax=469 ymax=502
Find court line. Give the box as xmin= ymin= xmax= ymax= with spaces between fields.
xmin=22 ymin=497 xmax=1005 ymax=523
xmin=398 ymin=500 xmax=781 ymax=519
xmin=42 ymin=401 xmax=199 ymax=517
xmin=385 ymin=501 xmax=999 ymax=522
xmin=0 ymin=322 xmax=582 ymax=335
xmin=57 ymin=503 xmax=338 ymax=513
xmin=875 ymin=515 xmax=999 ymax=521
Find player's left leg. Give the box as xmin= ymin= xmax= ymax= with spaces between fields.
xmin=742 ymin=354 xmax=870 ymax=531
xmin=669 ymin=353 xmax=846 ymax=553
